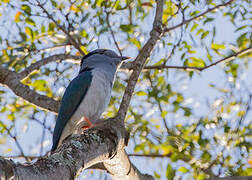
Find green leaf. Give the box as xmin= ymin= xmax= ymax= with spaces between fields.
xmin=154 ymin=171 xmax=161 ymax=179
xmin=237 ymin=33 xmax=248 ymax=48
xmin=41 ymin=25 xmax=45 ymax=33
xmin=25 ymin=18 xmax=36 ymax=26
xmin=190 ymin=10 xmax=200 ymax=16
xmin=197 ymin=173 xmax=207 ymax=180
xmin=190 ymin=23 xmax=198 ymax=32
xmin=161 ymin=111 xmax=168 ymax=118
xmin=178 ymin=166 xmax=189 ymax=173
xmin=48 ymin=22 xmax=55 ymax=32
xmin=80 ymin=29 xmax=89 ymax=38
xmin=136 ymin=91 xmax=147 ymax=96
xmin=21 ymin=4 xmax=31 ymax=15
xmin=201 ymin=31 xmax=209 ymax=39
xmin=188 ymin=57 xmax=206 ymax=67
xmin=166 ymin=164 xmax=175 ymax=180
xmin=211 ymin=43 xmax=226 ymax=50
xmin=8 ymin=114 xmax=15 ymax=121
xmin=203 ymin=17 xmax=214 ymax=24
xmin=235 ymin=25 xmax=248 ymax=32
xmin=50 ymin=0 xmax=57 ymax=7
xmin=120 ymin=24 xmax=133 ymax=33
xmin=25 ymin=27 xmax=33 ymax=39
xmin=129 ymin=38 xmax=141 ymax=49
xmin=19 ymin=32 xmax=27 ymax=41
xmin=30 ymin=80 xmax=53 ymax=97
xmin=81 ymin=13 xmax=90 ymax=23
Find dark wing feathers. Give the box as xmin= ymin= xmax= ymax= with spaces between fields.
xmin=51 ymin=71 xmax=92 ymax=151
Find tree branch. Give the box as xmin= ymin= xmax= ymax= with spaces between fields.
xmin=19 ymin=54 xmax=80 ymax=79
xmin=0 ymin=122 xmax=28 ymax=162
xmin=1 ymin=47 xmax=249 ymax=115
xmin=117 ymin=0 xmax=164 ymax=123
xmin=36 ymin=1 xmax=85 ymax=56
xmin=0 ymin=118 xmax=153 ymax=180
xmin=163 ymin=0 xmax=235 ymax=33
xmin=106 ymin=11 xmax=123 ymax=57
xmin=120 ymin=47 xmax=252 ymax=71
xmin=0 ymin=66 xmax=59 ymax=112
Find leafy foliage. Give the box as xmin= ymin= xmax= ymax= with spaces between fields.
xmin=0 ymin=0 xmax=251 ymax=179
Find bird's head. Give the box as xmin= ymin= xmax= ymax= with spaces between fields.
xmin=80 ymin=49 xmax=129 ymax=69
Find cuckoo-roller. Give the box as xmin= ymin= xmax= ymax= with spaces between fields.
xmin=51 ymin=49 xmax=129 ymax=151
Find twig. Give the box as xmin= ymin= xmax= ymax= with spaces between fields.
xmin=31 ymin=117 xmax=53 ymax=134
xmin=146 ymin=73 xmax=170 ymax=133
xmin=40 ymin=116 xmax=47 ymax=156
xmin=0 ymin=122 xmax=29 ymax=162
xmin=163 ymin=0 xmax=235 ymax=33
xmin=36 ymin=0 xmax=85 ymax=56
xmin=106 ymin=11 xmax=123 ymax=57
xmin=121 ymin=47 xmax=252 ymax=71
xmin=235 ymin=94 xmax=252 ymax=133
xmin=19 ymin=54 xmax=80 ymax=79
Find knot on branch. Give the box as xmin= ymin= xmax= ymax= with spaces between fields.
xmin=150 ymin=20 xmax=163 ymax=38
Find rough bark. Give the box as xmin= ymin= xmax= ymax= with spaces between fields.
xmin=117 ymin=0 xmax=164 ymax=123
xmin=0 ymin=118 xmax=153 ymax=180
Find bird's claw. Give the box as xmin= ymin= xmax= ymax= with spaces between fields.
xmin=82 ymin=116 xmax=94 ymax=130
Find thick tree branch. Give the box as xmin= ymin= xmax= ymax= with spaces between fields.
xmin=163 ymin=0 xmax=235 ymax=33
xmin=117 ymin=0 xmax=164 ymax=123
xmin=0 ymin=118 xmax=153 ymax=180
xmin=0 ymin=66 xmax=59 ymax=112
xmin=19 ymin=54 xmax=80 ymax=79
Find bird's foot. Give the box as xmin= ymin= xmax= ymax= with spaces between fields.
xmin=82 ymin=116 xmax=94 ymax=130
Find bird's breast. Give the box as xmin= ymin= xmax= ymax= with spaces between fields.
xmin=70 ymin=69 xmax=112 ymax=128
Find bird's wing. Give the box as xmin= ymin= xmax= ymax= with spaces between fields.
xmin=51 ymin=71 xmax=92 ymax=151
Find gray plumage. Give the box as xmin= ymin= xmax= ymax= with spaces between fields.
xmin=51 ymin=49 xmax=128 ymax=151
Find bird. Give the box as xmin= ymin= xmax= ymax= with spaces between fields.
xmin=51 ymin=49 xmax=129 ymax=151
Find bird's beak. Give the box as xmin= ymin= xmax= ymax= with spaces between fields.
xmin=120 ymin=56 xmax=130 ymax=61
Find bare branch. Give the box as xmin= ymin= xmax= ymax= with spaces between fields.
xmin=106 ymin=11 xmax=123 ymax=57
xmin=121 ymin=47 xmax=252 ymax=71
xmin=0 ymin=122 xmax=28 ymax=162
xmin=117 ymin=0 xmax=164 ymax=123
xmin=36 ymin=1 xmax=85 ymax=56
xmin=19 ymin=54 xmax=80 ymax=79
xmin=0 ymin=67 xmax=59 ymax=113
xmin=163 ymin=0 xmax=235 ymax=33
